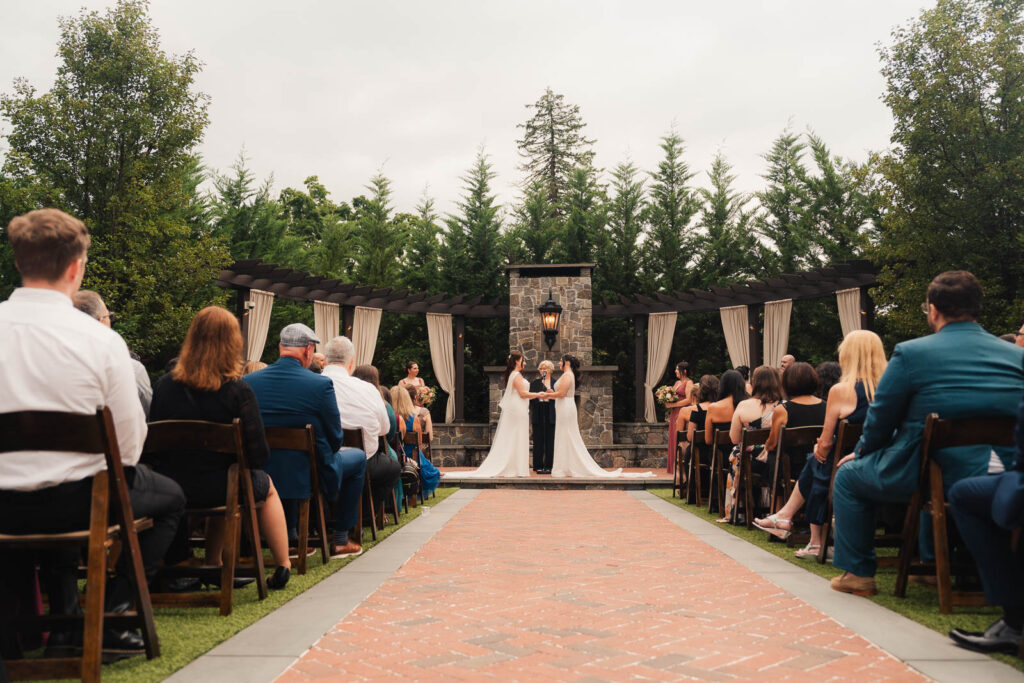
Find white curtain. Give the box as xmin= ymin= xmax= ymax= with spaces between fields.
xmin=245 ymin=289 xmax=274 ymax=362
xmin=353 ymin=306 xmax=382 ymax=365
xmin=313 ymin=300 xmax=340 ymax=354
xmin=763 ymin=299 xmax=793 ymax=368
xmin=720 ymin=305 xmax=750 ymax=369
xmin=837 ymin=288 xmax=862 ymax=338
xmin=426 ymin=313 xmax=457 ymax=423
xmin=644 ymin=312 xmax=678 ymax=423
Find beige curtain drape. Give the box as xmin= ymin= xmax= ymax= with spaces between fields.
xmin=245 ymin=289 xmax=274 ymax=362
xmin=763 ymin=299 xmax=793 ymax=368
xmin=313 ymin=300 xmax=340 ymax=354
xmin=426 ymin=313 xmax=456 ymax=423
xmin=837 ymin=288 xmax=862 ymax=338
xmin=644 ymin=312 xmax=678 ymax=423
xmin=720 ymin=305 xmax=750 ymax=369
xmin=353 ymin=306 xmax=382 ymax=365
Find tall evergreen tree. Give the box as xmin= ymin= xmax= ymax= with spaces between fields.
xmin=802 ymin=133 xmax=872 ymax=265
xmin=598 ymin=161 xmax=646 ymax=297
xmin=352 ymin=173 xmax=406 ymax=287
xmin=753 ymin=130 xmax=811 ymax=274
xmin=402 ymin=191 xmax=443 ymax=292
xmin=516 ymin=88 xmax=596 ymax=213
xmin=556 ymin=166 xmax=606 ymax=263
xmin=449 ymin=150 xmax=505 ymax=299
xmin=692 ymin=153 xmax=757 ymax=286
xmin=508 ymin=179 xmax=558 ymax=263
xmin=641 ymin=130 xmax=701 ymax=293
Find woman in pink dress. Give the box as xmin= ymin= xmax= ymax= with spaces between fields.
xmin=664 ymin=362 xmax=693 ymax=475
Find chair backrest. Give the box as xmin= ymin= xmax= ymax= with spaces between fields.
xmin=341 ymin=430 xmax=362 ymax=449
xmin=781 ymin=425 xmax=823 ymax=449
xmin=740 ymin=428 xmax=772 ymax=449
xmin=834 ymin=420 xmax=863 ymax=457
xmin=402 ymin=430 xmax=419 ymax=446
xmin=144 ymin=419 xmax=243 ymax=457
xmin=264 ymin=424 xmax=316 ymax=454
xmin=919 ymin=413 xmax=1017 ymax=492
xmin=0 ymin=409 xmax=109 ymax=455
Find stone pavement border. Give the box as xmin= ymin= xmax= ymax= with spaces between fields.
xmin=164 ymin=489 xmax=481 ymax=683
xmin=636 ymin=491 xmax=1024 ymax=683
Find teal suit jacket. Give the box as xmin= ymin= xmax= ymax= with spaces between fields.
xmin=854 ymin=321 xmax=1024 ymax=498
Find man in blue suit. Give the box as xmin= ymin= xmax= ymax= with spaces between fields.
xmin=245 ymin=323 xmax=366 ymax=558
xmin=831 ymin=271 xmax=1024 ymax=596
xmin=947 ymin=358 xmax=1024 ymax=653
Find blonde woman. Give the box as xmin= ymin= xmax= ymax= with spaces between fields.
xmin=754 ymin=330 xmax=887 ymax=554
xmin=530 ymin=360 xmax=557 ymax=473
xmin=392 ymin=384 xmax=441 ymax=496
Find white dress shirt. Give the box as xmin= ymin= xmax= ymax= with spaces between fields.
xmin=0 ymin=287 xmax=147 ymax=490
xmin=322 ymin=364 xmax=390 ymax=458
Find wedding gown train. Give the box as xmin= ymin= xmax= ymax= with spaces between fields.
xmin=458 ymin=370 xmax=530 ymax=477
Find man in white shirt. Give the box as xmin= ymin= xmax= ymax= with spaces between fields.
xmin=322 ymin=336 xmax=400 ymax=504
xmin=0 ymin=209 xmax=185 ymax=654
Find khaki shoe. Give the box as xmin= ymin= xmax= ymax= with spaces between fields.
xmin=830 ymin=572 xmax=877 ymax=596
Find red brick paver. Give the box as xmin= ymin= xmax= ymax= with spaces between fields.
xmin=278 ymin=491 xmax=924 ymax=681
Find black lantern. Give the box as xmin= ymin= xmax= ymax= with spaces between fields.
xmin=539 ymin=288 xmax=563 ymax=351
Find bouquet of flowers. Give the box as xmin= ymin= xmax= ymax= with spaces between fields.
xmin=417 ymin=385 xmax=437 ymax=407
xmin=655 ymin=385 xmax=676 ymax=406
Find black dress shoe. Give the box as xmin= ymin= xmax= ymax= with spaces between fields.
xmin=102 ymin=628 xmax=145 ymax=661
xmin=206 ymin=576 xmax=256 ymax=589
xmin=267 ymin=566 xmax=290 ymax=590
xmin=949 ymin=618 xmax=1022 ymax=654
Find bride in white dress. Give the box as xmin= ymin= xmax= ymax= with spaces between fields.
xmin=547 ymin=355 xmax=654 ymax=478
xmin=459 ymin=352 xmax=541 ymax=478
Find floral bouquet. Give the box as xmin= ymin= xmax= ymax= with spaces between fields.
xmin=416 ymin=385 xmax=437 ymax=407
xmin=655 ymin=385 xmax=676 ymax=406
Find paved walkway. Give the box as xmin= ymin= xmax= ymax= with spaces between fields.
xmin=276 ymin=490 xmax=929 ymax=681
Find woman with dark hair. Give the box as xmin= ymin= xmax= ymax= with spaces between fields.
xmin=663 ymin=361 xmax=693 ymax=476
xmin=735 ymin=365 xmax=753 ymax=394
xmin=815 ymin=361 xmax=841 ymax=400
xmin=398 ymin=360 xmax=424 ymax=389
xmin=460 ymin=352 xmax=544 ymax=478
xmin=704 ymin=369 xmax=748 ymax=446
xmin=676 ymin=375 xmax=720 ymax=484
xmin=547 ymin=355 xmax=653 ymax=478
xmin=149 ymin=306 xmax=291 ymax=589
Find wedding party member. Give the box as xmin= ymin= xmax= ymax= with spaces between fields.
xmin=392 ymin=384 xmax=441 ymax=496
xmin=780 ymin=354 xmax=796 ymax=372
xmin=460 ymin=353 xmax=541 ymax=478
xmin=398 ymin=360 xmax=425 ymax=389
xmin=663 ymin=362 xmax=693 ymax=476
xmin=530 ymin=360 xmax=556 ymax=474
xmin=322 ymin=337 xmax=399 ymax=507
xmin=244 ymin=323 xmax=365 ymax=558
xmin=0 ymin=208 xmax=185 ymax=654
xmin=148 ymin=306 xmax=291 ymax=589
xmin=830 ymin=271 xmax=1024 ymax=597
xmin=755 ymin=332 xmax=885 ymax=554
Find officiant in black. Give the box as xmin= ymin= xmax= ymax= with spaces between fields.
xmin=530 ymin=360 xmax=557 ymax=474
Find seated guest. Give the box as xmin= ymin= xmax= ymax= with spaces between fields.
xmin=310 ymin=352 xmax=326 ymax=374
xmin=410 ymin=385 xmax=434 ymax=442
xmin=399 ymin=360 xmax=425 ymax=389
xmin=148 ymin=307 xmax=291 ymax=589
xmin=72 ymin=289 xmax=153 ymax=417
xmin=243 ymin=360 xmax=267 ymax=374
xmin=947 ymin=362 xmax=1024 ymax=653
xmin=756 ymin=333 xmax=885 ymax=556
xmin=735 ymin=365 xmax=753 ymax=395
xmin=245 ymin=324 xmax=365 ymax=558
xmin=1000 ymin=333 xmax=1019 ymax=343
xmin=322 ymin=337 xmax=400 ymax=506
xmin=0 ymin=209 xmax=185 ymax=655
xmin=721 ymin=366 xmax=783 ymax=523
xmin=352 ymin=364 xmax=404 ymax=504
xmin=677 ymin=375 xmax=719 ymax=484
xmin=831 ymin=271 xmax=1024 ymax=597
xmin=392 ymin=385 xmax=441 ymax=498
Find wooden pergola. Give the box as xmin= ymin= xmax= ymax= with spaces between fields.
xmin=216 ymin=259 xmax=878 ymax=422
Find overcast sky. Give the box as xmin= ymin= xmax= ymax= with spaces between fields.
xmin=2 ymin=1 xmax=932 ymax=216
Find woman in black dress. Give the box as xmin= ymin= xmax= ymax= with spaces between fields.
xmin=149 ymin=306 xmax=291 ymax=589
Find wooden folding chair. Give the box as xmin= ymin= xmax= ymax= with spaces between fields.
xmin=143 ymin=419 xmax=268 ymax=616
xmin=818 ymin=420 xmax=863 ymax=564
xmin=0 ymin=407 xmax=159 ymax=682
xmin=342 ymin=431 xmax=376 ymax=545
xmin=264 ymin=425 xmax=329 ymax=575
xmin=672 ymin=430 xmax=687 ymax=498
xmin=377 ymin=436 xmax=402 ymax=527
xmin=732 ymin=428 xmax=773 ymax=528
xmin=894 ymin=413 xmax=1016 ymax=614
xmin=769 ymin=425 xmax=824 ymax=514
xmin=684 ymin=430 xmax=707 ymax=505
xmin=403 ymin=429 xmax=427 ymax=504
xmin=706 ymin=424 xmax=733 ymax=515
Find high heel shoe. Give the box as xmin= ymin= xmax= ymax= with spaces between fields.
xmin=267 ymin=565 xmax=290 ymax=590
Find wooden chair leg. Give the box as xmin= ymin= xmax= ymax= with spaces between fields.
xmin=390 ymin=490 xmax=401 ymax=524
xmin=295 ymin=499 xmax=310 ymax=575
xmin=707 ymin=450 xmax=719 ymax=514
xmin=82 ymin=477 xmax=110 ymax=682
xmin=929 ymin=463 xmax=953 ymax=614
xmin=312 ymin=491 xmax=330 ymax=565
xmin=818 ymin=516 xmax=832 ymax=564
xmin=894 ymin=491 xmax=922 ymax=599
xmin=219 ymin=511 xmax=239 ymax=617
xmin=364 ymin=475 xmax=378 ymax=541
xmin=743 ymin=454 xmax=755 ymax=530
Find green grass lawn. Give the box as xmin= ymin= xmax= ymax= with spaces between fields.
xmin=649 ymin=488 xmax=1023 ymax=672
xmin=86 ymin=487 xmax=459 ymax=683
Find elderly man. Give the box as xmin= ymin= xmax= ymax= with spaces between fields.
xmin=322 ymin=336 xmax=400 ymax=505
xmin=244 ymin=324 xmax=365 ymax=558
xmin=72 ymin=289 xmax=153 ymax=417
xmin=0 ymin=209 xmax=185 ymax=656
xmin=780 ymin=354 xmax=795 ymax=372
xmin=830 ymin=271 xmax=1024 ymax=596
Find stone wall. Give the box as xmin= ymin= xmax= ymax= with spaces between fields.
xmin=613 ymin=422 xmax=670 ymax=446
xmin=508 ymin=266 xmax=593 ymax=368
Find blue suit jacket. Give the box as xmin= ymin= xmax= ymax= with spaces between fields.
xmin=855 ymin=321 xmax=1024 ymax=498
xmin=244 ymin=358 xmax=343 ymax=499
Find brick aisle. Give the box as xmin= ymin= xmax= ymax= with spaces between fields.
xmin=278 ymin=491 xmax=924 ymax=681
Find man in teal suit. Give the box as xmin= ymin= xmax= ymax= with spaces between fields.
xmin=831 ymin=271 xmax=1024 ymax=596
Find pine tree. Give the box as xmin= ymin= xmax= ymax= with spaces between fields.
xmin=402 ymin=191 xmax=443 ymax=292
xmin=516 ymin=88 xmax=596 ymax=213
xmin=753 ymin=130 xmax=812 ymax=274
xmin=556 ymin=166 xmax=606 ymax=263
xmin=352 ymin=173 xmax=406 ymax=287
xmin=597 ymin=161 xmax=646 ymax=297
xmin=440 ymin=150 xmax=504 ymax=299
xmin=802 ymin=133 xmax=871 ymax=264
xmin=641 ymin=130 xmax=701 ymax=293
xmin=692 ymin=153 xmax=757 ymax=287
xmin=508 ymin=179 xmax=558 ymax=263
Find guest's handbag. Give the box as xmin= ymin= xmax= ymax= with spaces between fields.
xmin=402 ymin=457 xmax=421 ymax=495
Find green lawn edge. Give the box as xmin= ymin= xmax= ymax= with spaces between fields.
xmin=94 ymin=486 xmax=460 ymax=683
xmin=648 ymin=488 xmax=1023 ymax=672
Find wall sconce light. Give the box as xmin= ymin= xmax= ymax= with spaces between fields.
xmin=539 ymin=288 xmax=563 ymax=351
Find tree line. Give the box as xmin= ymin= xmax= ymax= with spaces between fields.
xmin=2 ymin=0 xmax=1022 ymax=421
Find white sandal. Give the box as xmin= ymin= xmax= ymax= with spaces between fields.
xmin=794 ymin=543 xmax=820 ymax=559
xmin=753 ymin=513 xmax=792 ymax=539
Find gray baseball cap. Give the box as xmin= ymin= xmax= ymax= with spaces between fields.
xmin=280 ymin=323 xmax=321 ymax=347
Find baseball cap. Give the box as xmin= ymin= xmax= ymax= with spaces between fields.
xmin=280 ymin=323 xmax=321 ymax=347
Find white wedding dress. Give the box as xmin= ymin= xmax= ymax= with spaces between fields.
xmin=459 ymin=370 xmax=530 ymax=478
xmin=550 ymin=372 xmax=654 ymax=478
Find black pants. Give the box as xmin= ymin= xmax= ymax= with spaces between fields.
xmin=532 ymin=419 xmax=555 ymax=471
xmin=0 ymin=465 xmax=185 ymax=614
xmin=367 ymin=450 xmax=401 ymax=505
